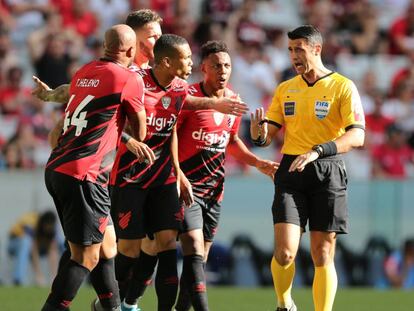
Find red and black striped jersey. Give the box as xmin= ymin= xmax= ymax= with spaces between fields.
xmin=177 ymin=82 xmax=241 ymax=203
xmin=46 ymin=60 xmax=145 ymax=186
xmin=111 ymin=68 xmax=188 ymax=188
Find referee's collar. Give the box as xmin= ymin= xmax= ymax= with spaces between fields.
xmin=301 ymin=71 xmax=335 ymax=87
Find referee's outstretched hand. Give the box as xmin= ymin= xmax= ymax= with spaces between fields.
xmin=250 ymin=107 xmax=268 ymax=141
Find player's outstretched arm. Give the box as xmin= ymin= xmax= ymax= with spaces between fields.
xmin=184 ymin=94 xmax=248 ymax=116
xmin=228 ymin=134 xmax=279 ymax=179
xmin=32 ymin=76 xmax=70 ymax=104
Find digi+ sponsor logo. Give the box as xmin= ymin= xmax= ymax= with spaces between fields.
xmin=192 ymin=129 xmax=230 ymax=147
xmin=147 ymin=113 xmax=177 ymax=131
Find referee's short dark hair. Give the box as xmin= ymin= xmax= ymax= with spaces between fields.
xmin=288 ymin=25 xmax=323 ymax=46
xmin=126 ymin=9 xmax=163 ymax=30
xmin=200 ymin=40 xmax=229 ymax=60
xmin=154 ymin=34 xmax=189 ymax=64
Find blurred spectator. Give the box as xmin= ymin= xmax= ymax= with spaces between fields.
xmin=5 ymin=0 xmax=50 ymax=45
xmin=7 ymin=210 xmax=62 ymax=285
xmin=0 ymin=141 xmax=25 ymax=169
xmin=359 ymin=70 xmax=379 ymax=115
xmin=371 ymin=123 xmax=414 ymax=179
xmin=384 ymin=238 xmax=414 ymax=288
xmin=390 ymin=50 xmax=414 ymax=97
xmin=200 ymin=0 xmax=234 ymax=25
xmin=0 ymin=1 xmax=15 ymax=30
xmin=348 ymin=2 xmax=388 ymax=55
xmin=90 ymin=0 xmax=129 ymax=36
xmin=60 ymin=0 xmax=98 ymax=39
xmin=0 ymin=27 xmax=19 ymax=87
xmin=28 ymin=17 xmax=82 ymax=88
xmin=365 ymin=93 xmax=395 ymax=149
xmin=382 ymin=81 xmax=414 ymax=132
xmin=0 ymin=66 xmax=31 ymax=116
xmin=389 ymin=0 xmax=414 ymax=55
xmin=3 ymin=122 xmax=42 ymax=169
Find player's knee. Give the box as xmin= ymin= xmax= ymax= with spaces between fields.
xmin=274 ymin=249 xmax=295 ymax=266
xmin=155 ymin=230 xmax=177 ymax=252
xmin=72 ymin=252 xmax=100 ymax=270
xmin=311 ymin=245 xmax=334 ymax=266
xmin=141 ymin=238 xmax=158 ymax=256
xmin=180 ymin=231 xmax=204 ymax=256
xmin=100 ymin=241 xmax=117 ymax=259
xmin=118 ymin=240 xmax=141 ymax=258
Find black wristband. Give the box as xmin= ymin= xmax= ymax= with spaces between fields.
xmin=121 ymin=132 xmax=132 ymax=144
xmin=251 ymin=136 xmax=267 ymax=147
xmin=313 ymin=141 xmax=337 ymax=158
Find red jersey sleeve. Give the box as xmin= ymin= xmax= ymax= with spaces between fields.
xmin=230 ymin=116 xmax=242 ymax=137
xmin=121 ymin=73 xmax=145 ymax=114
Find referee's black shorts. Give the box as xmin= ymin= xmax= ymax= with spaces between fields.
xmin=272 ymin=154 xmax=348 ymax=234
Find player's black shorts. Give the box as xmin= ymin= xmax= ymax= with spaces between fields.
xmin=111 ymin=183 xmax=182 ymax=239
xmin=45 ymin=169 xmax=112 ymax=245
xmin=181 ymin=199 xmax=221 ymax=242
xmin=272 ymin=154 xmax=348 ymax=234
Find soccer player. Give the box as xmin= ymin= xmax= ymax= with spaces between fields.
xmin=111 ymin=34 xmax=248 ymax=311
xmin=173 ymin=40 xmax=278 ymax=311
xmin=250 ymin=25 xmax=365 ymax=311
xmin=41 ymin=24 xmax=154 ymax=311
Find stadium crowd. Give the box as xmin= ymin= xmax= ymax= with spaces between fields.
xmin=1 ymin=0 xmax=414 ymax=178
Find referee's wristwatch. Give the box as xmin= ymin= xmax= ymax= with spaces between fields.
xmin=312 ymin=144 xmax=323 ymax=157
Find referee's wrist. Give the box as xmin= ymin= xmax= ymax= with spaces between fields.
xmin=312 ymin=141 xmax=337 ymax=158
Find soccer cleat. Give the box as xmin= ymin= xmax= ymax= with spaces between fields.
xmin=276 ymin=301 xmax=297 ymax=311
xmin=121 ymin=302 xmax=141 ymax=311
xmin=91 ymin=298 xmax=122 ymax=311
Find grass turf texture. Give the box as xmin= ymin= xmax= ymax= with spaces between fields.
xmin=0 ymin=286 xmax=413 ymax=311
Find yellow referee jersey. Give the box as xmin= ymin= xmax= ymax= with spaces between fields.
xmin=266 ymin=72 xmax=365 ymax=155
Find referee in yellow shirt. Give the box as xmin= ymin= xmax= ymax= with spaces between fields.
xmin=250 ymin=25 xmax=365 ymax=311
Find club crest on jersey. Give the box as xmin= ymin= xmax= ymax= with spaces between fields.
xmin=284 ymin=102 xmax=295 ymax=116
xmin=213 ymin=112 xmax=224 ymax=126
xmin=161 ymin=96 xmax=171 ymax=109
xmin=314 ymin=101 xmax=330 ymax=119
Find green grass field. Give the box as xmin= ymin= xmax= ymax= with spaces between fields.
xmin=0 ymin=286 xmax=413 ymax=311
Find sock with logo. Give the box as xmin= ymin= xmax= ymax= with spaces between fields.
xmin=125 ymin=251 xmax=158 ymax=305
xmin=184 ymin=254 xmax=208 ymax=311
xmin=155 ymin=249 xmax=178 ymax=311
xmin=42 ymin=259 xmax=90 ymax=310
xmin=115 ymin=252 xmax=136 ymax=301
xmin=90 ymin=257 xmax=120 ymax=309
